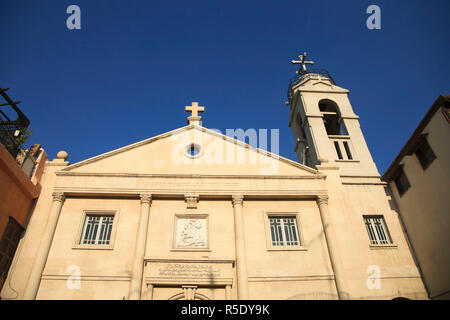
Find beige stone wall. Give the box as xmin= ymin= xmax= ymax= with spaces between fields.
xmin=37 ymin=280 xmax=130 ymax=300
xmin=330 ymin=182 xmax=427 ymax=299
xmin=36 ymin=197 xmax=140 ymax=300
xmin=249 ymin=279 xmax=337 ymax=300
xmin=388 ymin=110 xmax=450 ymax=299
xmin=0 ymin=123 xmax=429 ymax=300
xmin=243 ymin=200 xmax=333 ymax=279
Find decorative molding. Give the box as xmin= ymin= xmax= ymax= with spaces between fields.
xmin=184 ymin=194 xmax=199 ymax=209
xmin=316 ymin=195 xmax=329 ymax=206
xmin=52 ymin=192 xmax=65 ymax=203
xmin=182 ymin=286 xmax=198 ymax=300
xmin=140 ymin=194 xmax=152 ymax=205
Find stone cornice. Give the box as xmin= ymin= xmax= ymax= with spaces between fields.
xmin=55 ymin=172 xmax=326 ymax=180
xmin=53 ymin=187 xmax=327 ymax=199
xmin=293 ymin=86 xmax=349 ymax=94
xmin=305 ymin=113 xmax=360 ymax=120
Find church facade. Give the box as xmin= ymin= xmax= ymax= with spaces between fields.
xmin=1 ymin=60 xmax=428 ymax=300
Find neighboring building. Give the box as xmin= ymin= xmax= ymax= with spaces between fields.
xmin=1 ymin=57 xmax=428 ymax=300
xmin=0 ymin=88 xmax=47 ymax=292
xmin=382 ymin=95 xmax=450 ymax=300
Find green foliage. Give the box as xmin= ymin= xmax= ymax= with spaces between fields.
xmin=15 ymin=127 xmax=33 ymax=146
xmin=4 ymin=126 xmax=33 ymax=157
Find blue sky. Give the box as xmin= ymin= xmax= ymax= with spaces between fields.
xmin=1 ymin=0 xmax=449 ymax=173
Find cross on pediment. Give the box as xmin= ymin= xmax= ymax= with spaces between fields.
xmin=185 ymin=102 xmax=205 ymax=125
xmin=291 ymin=52 xmax=314 ymax=74
xmin=185 ymin=102 xmax=204 ymax=118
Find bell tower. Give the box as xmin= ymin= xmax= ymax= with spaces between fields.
xmin=286 ymin=53 xmax=379 ymax=177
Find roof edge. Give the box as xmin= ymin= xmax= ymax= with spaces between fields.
xmin=382 ymin=95 xmax=450 ymax=181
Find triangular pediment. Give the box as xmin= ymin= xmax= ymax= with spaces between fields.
xmin=62 ymin=125 xmax=317 ymax=176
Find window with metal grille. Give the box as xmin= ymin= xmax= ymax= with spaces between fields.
xmin=269 ymin=216 xmax=300 ymax=246
xmin=80 ymin=215 xmax=114 ymax=245
xmin=364 ymin=216 xmax=392 ymax=245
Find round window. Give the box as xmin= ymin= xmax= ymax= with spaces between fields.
xmin=184 ymin=143 xmax=202 ymax=158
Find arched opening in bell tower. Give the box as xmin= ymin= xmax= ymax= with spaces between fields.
xmin=318 ymin=99 xmax=348 ymax=136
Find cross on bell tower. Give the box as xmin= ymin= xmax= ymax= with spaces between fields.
xmin=185 ymin=102 xmax=205 ymax=126
xmin=291 ymin=52 xmax=314 ymax=75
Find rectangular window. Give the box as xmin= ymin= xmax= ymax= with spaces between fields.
xmin=415 ymin=139 xmax=436 ymax=170
xmin=394 ymin=168 xmax=410 ymax=196
xmin=343 ymin=141 xmax=353 ymax=160
xmin=334 ymin=141 xmax=343 ymax=160
xmin=269 ymin=216 xmax=300 ymax=246
xmin=364 ymin=216 xmax=392 ymax=245
xmin=80 ymin=214 xmax=114 ymax=245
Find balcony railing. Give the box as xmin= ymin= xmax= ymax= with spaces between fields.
xmin=287 ymin=69 xmax=336 ymax=99
xmin=0 ymin=87 xmax=30 ymax=159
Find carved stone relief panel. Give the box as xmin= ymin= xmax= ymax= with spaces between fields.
xmin=174 ymin=214 xmax=208 ymax=249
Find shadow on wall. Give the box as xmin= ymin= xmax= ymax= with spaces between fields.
xmin=384 ymin=186 xmax=399 ymax=212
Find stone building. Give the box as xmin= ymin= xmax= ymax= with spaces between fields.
xmin=0 ymin=87 xmax=47 ymax=293
xmin=382 ymin=95 xmax=450 ymax=300
xmin=0 ymin=143 xmax=46 ymax=292
xmin=0 ymin=60 xmax=428 ymax=300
